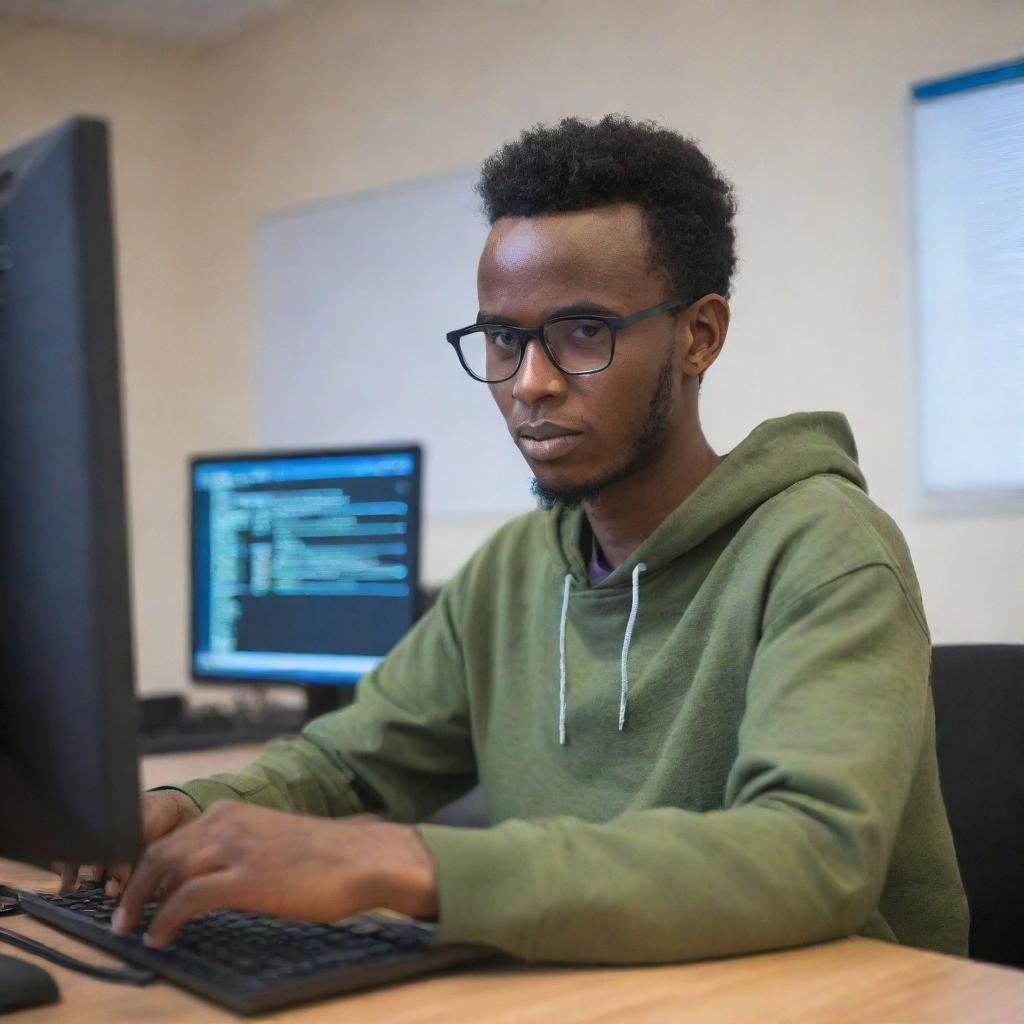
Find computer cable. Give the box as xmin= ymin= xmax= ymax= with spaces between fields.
xmin=0 ymin=887 xmax=154 ymax=985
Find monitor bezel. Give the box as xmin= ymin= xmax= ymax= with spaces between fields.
xmin=189 ymin=442 xmax=423 ymax=689
xmin=0 ymin=115 xmax=142 ymax=866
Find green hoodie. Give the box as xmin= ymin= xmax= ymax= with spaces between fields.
xmin=174 ymin=412 xmax=969 ymax=963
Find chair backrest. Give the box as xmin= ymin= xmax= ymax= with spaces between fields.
xmin=930 ymin=644 xmax=1024 ymax=968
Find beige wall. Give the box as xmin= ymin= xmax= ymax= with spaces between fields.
xmin=3 ymin=0 xmax=1023 ymax=698
xmin=193 ymin=0 xmax=1024 ymax=646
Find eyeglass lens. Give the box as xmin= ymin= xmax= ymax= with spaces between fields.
xmin=459 ymin=319 xmax=613 ymax=382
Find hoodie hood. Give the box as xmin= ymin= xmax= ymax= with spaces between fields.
xmin=544 ymin=411 xmax=867 ymax=743
xmin=545 ymin=411 xmax=866 ymax=589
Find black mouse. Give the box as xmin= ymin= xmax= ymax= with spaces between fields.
xmin=0 ymin=954 xmax=59 ymax=1012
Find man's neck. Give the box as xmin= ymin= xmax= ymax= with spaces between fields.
xmin=583 ymin=430 xmax=723 ymax=570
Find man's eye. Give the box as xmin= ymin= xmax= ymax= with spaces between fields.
xmin=486 ymin=329 xmax=517 ymax=349
xmin=572 ymin=323 xmax=603 ymax=340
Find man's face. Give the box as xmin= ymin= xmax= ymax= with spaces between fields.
xmin=478 ymin=203 xmax=685 ymax=504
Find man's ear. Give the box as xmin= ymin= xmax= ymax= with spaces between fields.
xmin=681 ymin=294 xmax=730 ymax=381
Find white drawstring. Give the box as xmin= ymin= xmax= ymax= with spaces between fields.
xmin=558 ymin=573 xmax=573 ymax=746
xmin=557 ymin=563 xmax=647 ymax=745
xmin=619 ymin=563 xmax=646 ymax=730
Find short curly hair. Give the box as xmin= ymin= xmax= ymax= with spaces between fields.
xmin=477 ymin=115 xmax=738 ymax=302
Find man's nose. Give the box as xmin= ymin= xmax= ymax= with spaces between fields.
xmin=512 ymin=335 xmax=566 ymax=405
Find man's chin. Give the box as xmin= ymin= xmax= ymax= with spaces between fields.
xmin=529 ymin=448 xmax=647 ymax=509
xmin=530 ymin=474 xmax=606 ymax=510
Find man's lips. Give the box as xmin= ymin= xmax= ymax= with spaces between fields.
xmin=514 ymin=421 xmax=584 ymax=462
xmin=515 ymin=420 xmax=581 ymax=441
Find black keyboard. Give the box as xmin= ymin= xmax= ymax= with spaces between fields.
xmin=19 ymin=886 xmax=494 ymax=1015
xmin=138 ymin=705 xmax=309 ymax=755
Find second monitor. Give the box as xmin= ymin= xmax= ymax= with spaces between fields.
xmin=191 ymin=445 xmax=422 ymax=713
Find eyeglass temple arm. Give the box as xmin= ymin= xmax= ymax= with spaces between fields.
xmin=617 ymin=297 xmax=689 ymax=328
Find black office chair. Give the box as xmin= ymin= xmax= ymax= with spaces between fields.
xmin=930 ymin=644 xmax=1024 ymax=968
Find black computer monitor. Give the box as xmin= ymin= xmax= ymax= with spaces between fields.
xmin=190 ymin=446 xmax=421 ymax=713
xmin=0 ymin=117 xmax=141 ymax=867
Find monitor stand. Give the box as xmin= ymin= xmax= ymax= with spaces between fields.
xmin=303 ymin=684 xmax=355 ymax=722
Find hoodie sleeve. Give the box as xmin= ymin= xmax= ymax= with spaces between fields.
xmin=416 ymin=562 xmax=933 ymax=962
xmin=169 ymin=579 xmax=477 ymax=824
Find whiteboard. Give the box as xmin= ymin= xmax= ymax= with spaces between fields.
xmin=256 ymin=170 xmax=536 ymax=520
xmin=912 ymin=61 xmax=1024 ymax=508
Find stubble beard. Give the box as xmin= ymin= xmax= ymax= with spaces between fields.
xmin=529 ymin=356 xmax=676 ymax=511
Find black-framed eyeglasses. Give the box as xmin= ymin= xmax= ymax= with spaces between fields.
xmin=446 ymin=297 xmax=690 ymax=384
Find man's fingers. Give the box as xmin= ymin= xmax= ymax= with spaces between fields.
xmin=112 ymin=838 xmax=180 ymax=934
xmin=78 ymin=863 xmax=106 ymax=886
xmin=105 ymin=864 xmax=133 ymax=898
xmin=58 ymin=864 xmax=80 ymax=894
xmin=58 ymin=863 xmax=112 ymax=892
xmin=113 ymin=834 xmax=224 ymax=935
xmin=143 ymin=872 xmax=239 ymax=948
xmin=154 ymin=847 xmax=227 ymax=903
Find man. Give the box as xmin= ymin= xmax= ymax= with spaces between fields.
xmin=72 ymin=116 xmax=968 ymax=961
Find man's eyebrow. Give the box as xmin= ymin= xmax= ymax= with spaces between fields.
xmin=475 ymin=301 xmax=620 ymax=325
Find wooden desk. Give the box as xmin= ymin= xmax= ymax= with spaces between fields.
xmin=2 ymin=748 xmax=1023 ymax=1023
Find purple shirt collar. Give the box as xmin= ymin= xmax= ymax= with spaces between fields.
xmin=588 ymin=535 xmax=614 ymax=585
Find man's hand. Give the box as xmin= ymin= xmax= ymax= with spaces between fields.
xmin=57 ymin=789 xmax=202 ymax=896
xmin=110 ymin=802 xmax=438 ymax=947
